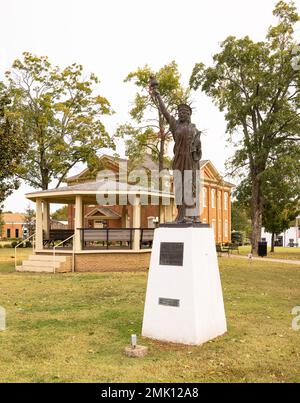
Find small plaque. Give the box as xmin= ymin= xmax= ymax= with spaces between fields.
xmin=159 ymin=298 xmax=180 ymax=307
xmin=159 ymin=242 xmax=184 ymax=266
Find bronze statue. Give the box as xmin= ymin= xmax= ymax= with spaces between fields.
xmin=149 ymin=77 xmax=202 ymax=223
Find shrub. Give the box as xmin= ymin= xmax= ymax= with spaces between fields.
xmin=3 ymin=244 xmax=12 ymax=248
xmin=11 ymin=241 xmax=19 ymax=248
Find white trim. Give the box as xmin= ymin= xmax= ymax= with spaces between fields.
xmin=26 ymin=189 xmax=174 ymax=200
xmin=34 ymin=249 xmax=152 ymax=254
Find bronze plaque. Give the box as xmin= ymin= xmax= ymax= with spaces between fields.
xmin=159 ymin=298 xmax=180 ymax=307
xmin=159 ymin=242 xmax=184 ymax=266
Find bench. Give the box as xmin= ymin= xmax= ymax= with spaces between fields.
xmin=43 ymin=229 xmax=74 ymax=247
xmin=140 ymin=229 xmax=154 ymax=249
xmin=81 ymin=229 xmax=133 ymax=249
xmin=216 ymin=244 xmax=230 ymax=257
xmin=216 ymin=243 xmax=239 ymax=257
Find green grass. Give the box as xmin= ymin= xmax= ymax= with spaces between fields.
xmin=0 ymin=253 xmax=299 ymax=382
xmin=233 ymin=246 xmax=300 ymax=261
xmin=0 ymin=248 xmax=33 ymax=273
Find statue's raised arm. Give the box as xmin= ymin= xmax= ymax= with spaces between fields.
xmin=149 ymin=77 xmax=176 ymax=130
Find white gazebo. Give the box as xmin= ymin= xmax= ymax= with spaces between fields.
xmin=17 ymin=179 xmax=174 ymax=273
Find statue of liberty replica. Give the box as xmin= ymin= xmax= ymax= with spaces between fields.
xmin=149 ymin=77 xmax=202 ymax=224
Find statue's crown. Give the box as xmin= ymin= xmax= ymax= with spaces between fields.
xmin=177 ymin=104 xmax=192 ymax=114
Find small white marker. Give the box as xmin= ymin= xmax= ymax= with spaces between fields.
xmin=131 ymin=334 xmax=137 ymax=348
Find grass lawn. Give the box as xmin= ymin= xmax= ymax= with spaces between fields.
xmin=0 ymin=247 xmax=33 ymax=273
xmin=233 ymin=246 xmax=300 ymax=261
xmin=0 ymin=252 xmax=299 ymax=383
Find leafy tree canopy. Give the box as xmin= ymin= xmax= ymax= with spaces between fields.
xmin=6 ymin=52 xmax=115 ymax=190
xmin=0 ymin=81 xmax=25 ymax=211
xmin=190 ymin=1 xmax=300 ymax=253
xmin=51 ymin=205 xmax=68 ymax=221
xmin=117 ymin=61 xmax=190 ymax=169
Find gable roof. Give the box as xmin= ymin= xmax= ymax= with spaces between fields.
xmin=66 ymin=154 xmax=126 ymax=183
xmin=85 ymin=207 xmax=121 ymax=220
xmin=2 ymin=213 xmax=25 ymax=224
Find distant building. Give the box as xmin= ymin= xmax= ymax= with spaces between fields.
xmin=1 ymin=213 xmax=25 ymax=239
xmin=261 ymin=216 xmax=300 ymax=247
xmin=50 ymin=220 xmax=68 ymax=230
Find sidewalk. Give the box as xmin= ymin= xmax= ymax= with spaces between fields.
xmin=229 ymin=254 xmax=300 ymax=266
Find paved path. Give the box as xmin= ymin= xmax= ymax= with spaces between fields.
xmin=229 ymin=254 xmax=300 ymax=266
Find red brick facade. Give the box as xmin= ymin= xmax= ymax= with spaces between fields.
xmin=1 ymin=213 xmax=25 ymax=239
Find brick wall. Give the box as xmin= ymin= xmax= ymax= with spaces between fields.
xmin=74 ymin=252 xmax=151 ymax=272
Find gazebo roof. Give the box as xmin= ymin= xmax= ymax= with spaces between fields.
xmin=26 ymin=178 xmax=174 ymax=204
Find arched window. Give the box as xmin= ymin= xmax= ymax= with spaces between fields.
xmin=202 ymin=188 xmax=207 ymax=207
xmin=211 ymin=189 xmax=216 ymax=208
xmin=224 ymin=192 xmax=228 ymax=211
xmin=224 ymin=219 xmax=228 ymax=237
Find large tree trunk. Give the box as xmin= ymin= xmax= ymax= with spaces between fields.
xmin=271 ymin=232 xmax=275 ymax=253
xmin=250 ymin=174 xmax=263 ymax=255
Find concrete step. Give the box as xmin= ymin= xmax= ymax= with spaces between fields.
xmin=29 ymin=254 xmax=67 ymax=263
xmin=22 ymin=260 xmax=61 ymax=268
xmin=16 ymin=265 xmax=54 ymax=273
xmin=16 ymin=254 xmax=68 ymax=273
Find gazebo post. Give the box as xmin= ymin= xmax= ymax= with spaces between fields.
xmin=164 ymin=200 xmax=173 ymax=223
xmin=74 ymin=195 xmax=83 ymax=251
xmin=132 ymin=195 xmax=141 ymax=251
xmin=42 ymin=200 xmax=50 ymax=240
xmin=35 ymin=198 xmax=43 ymax=250
xmin=159 ymin=197 xmax=165 ymax=224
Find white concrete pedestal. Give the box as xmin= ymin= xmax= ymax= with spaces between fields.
xmin=142 ymin=227 xmax=227 ymax=345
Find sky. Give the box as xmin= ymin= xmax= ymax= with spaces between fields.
xmin=1 ymin=0 xmax=298 ymax=212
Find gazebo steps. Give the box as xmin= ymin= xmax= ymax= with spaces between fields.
xmin=29 ymin=254 xmax=67 ymax=263
xmin=16 ymin=254 xmax=67 ymax=273
xmin=16 ymin=265 xmax=55 ymax=273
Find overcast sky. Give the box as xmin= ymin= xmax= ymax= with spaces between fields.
xmin=1 ymin=0 xmax=298 ymax=212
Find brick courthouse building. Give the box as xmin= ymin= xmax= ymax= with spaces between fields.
xmin=66 ymin=155 xmax=234 ymax=244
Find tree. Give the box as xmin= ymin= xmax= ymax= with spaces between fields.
xmin=6 ymin=52 xmax=115 ymax=190
xmin=117 ymin=61 xmax=190 ymax=173
xmin=190 ymin=1 xmax=300 ymax=254
xmin=262 ymin=150 xmax=300 ymax=251
xmin=231 ymin=200 xmax=251 ymax=237
xmin=263 ymin=203 xmax=299 ymax=251
xmin=0 ymin=82 xmax=25 ymax=212
xmin=24 ymin=205 xmax=35 ymax=237
xmin=51 ymin=205 xmax=68 ymax=221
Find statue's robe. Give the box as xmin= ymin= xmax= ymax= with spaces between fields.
xmin=169 ymin=118 xmax=202 ymax=222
